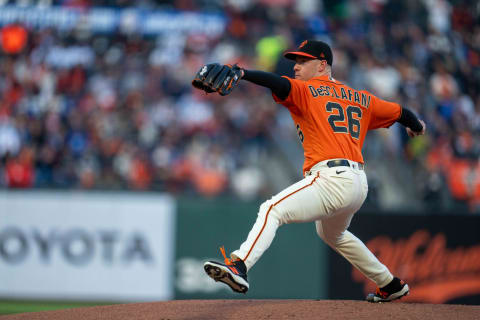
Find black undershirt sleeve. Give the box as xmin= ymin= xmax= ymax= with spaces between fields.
xmin=242 ymin=69 xmax=291 ymax=101
xmin=397 ymin=107 xmax=423 ymax=132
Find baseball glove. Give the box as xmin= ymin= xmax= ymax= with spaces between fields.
xmin=192 ymin=63 xmax=243 ymax=96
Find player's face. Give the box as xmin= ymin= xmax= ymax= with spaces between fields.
xmin=293 ymin=57 xmax=324 ymax=80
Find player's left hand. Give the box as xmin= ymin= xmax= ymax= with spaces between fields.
xmin=192 ymin=63 xmax=243 ymax=96
xmin=406 ymin=120 xmax=426 ymax=138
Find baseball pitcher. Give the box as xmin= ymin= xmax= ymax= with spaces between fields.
xmin=192 ymin=40 xmax=426 ymax=302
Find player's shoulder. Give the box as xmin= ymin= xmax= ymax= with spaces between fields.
xmin=321 ymin=78 xmax=376 ymax=98
xmin=282 ymin=76 xmax=306 ymax=87
xmin=312 ymin=76 xmax=343 ymax=86
xmin=314 ymin=77 xmax=359 ymax=91
xmin=312 ymin=77 xmax=364 ymax=90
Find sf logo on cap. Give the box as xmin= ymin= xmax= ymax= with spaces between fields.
xmin=299 ymin=40 xmax=308 ymax=49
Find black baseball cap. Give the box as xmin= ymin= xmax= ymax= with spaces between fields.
xmin=284 ymin=40 xmax=333 ymax=66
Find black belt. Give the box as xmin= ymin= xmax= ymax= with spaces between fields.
xmin=327 ymin=159 xmax=364 ymax=170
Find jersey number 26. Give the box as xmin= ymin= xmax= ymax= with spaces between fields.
xmin=326 ymin=102 xmax=362 ymax=139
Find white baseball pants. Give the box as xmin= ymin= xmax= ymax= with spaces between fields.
xmin=231 ymin=159 xmax=394 ymax=288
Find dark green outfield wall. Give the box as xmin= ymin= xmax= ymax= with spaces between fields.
xmin=174 ymin=196 xmax=328 ymax=299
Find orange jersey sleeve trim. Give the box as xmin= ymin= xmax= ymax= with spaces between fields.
xmin=368 ymin=95 xmax=402 ymax=130
xmin=272 ymin=76 xmax=306 ymax=114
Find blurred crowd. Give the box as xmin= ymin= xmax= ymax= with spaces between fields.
xmin=0 ymin=0 xmax=479 ymax=212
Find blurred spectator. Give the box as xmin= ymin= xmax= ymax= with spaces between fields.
xmin=5 ymin=146 xmax=34 ymax=188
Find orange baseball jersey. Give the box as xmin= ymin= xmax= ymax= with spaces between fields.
xmin=273 ymin=75 xmax=401 ymax=173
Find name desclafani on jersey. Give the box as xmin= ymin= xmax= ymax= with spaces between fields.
xmin=308 ymin=85 xmax=371 ymax=109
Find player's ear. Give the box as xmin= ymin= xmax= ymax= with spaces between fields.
xmin=317 ymin=60 xmax=326 ymax=72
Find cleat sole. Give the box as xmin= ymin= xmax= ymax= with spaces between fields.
xmin=204 ymin=262 xmax=248 ymax=294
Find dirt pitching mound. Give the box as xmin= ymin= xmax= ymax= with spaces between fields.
xmin=2 ymin=300 xmax=479 ymax=320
